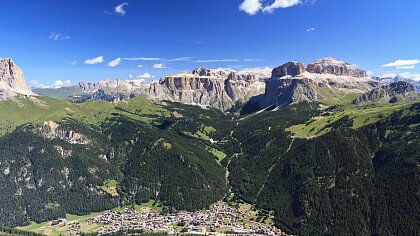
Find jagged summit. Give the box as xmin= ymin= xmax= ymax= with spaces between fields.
xmin=353 ymin=81 xmax=418 ymax=104
xmin=0 ymin=58 xmax=34 ymax=100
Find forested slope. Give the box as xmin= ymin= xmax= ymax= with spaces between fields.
xmin=228 ymin=102 xmax=420 ymax=235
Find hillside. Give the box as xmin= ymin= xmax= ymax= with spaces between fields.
xmin=0 ymin=59 xmax=419 ymax=235
xmin=0 ymin=95 xmax=227 ymax=227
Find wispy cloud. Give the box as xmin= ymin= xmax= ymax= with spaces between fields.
xmin=137 ymin=65 xmax=144 ymax=68
xmin=397 ymin=65 xmax=415 ymax=69
xmin=66 ymin=60 xmax=77 ymax=66
xmin=243 ymin=58 xmax=262 ymax=62
xmin=123 ymin=57 xmax=162 ymax=61
xmin=108 ymin=58 xmax=122 ymax=67
xmin=194 ymin=59 xmax=239 ymax=63
xmin=49 ymin=32 xmax=71 ymax=41
xmin=153 ymin=63 xmax=167 ymax=69
xmin=166 ymin=57 xmax=194 ymax=62
xmin=136 ymin=73 xmax=155 ymax=79
xmin=115 ymin=3 xmax=129 ymax=15
xmin=84 ymin=56 xmax=104 ymax=65
xmin=263 ymin=0 xmax=301 ymax=13
xmin=383 ymin=59 xmax=420 ymax=68
xmin=240 ymin=0 xmax=304 ymax=15
xmin=306 ymin=27 xmax=316 ymax=32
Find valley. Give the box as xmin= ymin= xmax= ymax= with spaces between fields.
xmin=17 ymin=201 xmax=281 ymax=236
xmin=0 ymin=58 xmax=419 ymax=236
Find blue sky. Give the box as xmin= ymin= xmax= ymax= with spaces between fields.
xmin=0 ymin=0 xmax=419 ymax=87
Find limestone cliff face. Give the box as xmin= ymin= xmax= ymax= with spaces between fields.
xmin=0 ymin=58 xmax=34 ymax=100
xmin=253 ymin=58 xmax=378 ymax=110
xmin=353 ymin=81 xmax=418 ymax=104
xmin=149 ymin=68 xmax=269 ymax=111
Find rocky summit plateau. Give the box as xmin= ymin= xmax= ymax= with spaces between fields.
xmin=148 ymin=67 xmax=270 ymax=111
xmin=243 ymin=58 xmax=379 ymax=112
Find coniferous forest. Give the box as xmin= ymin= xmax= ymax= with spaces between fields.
xmin=0 ymin=101 xmax=419 ymax=235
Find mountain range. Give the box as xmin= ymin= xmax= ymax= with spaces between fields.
xmin=31 ymin=57 xmax=419 ymax=113
xmin=0 ymin=57 xmax=419 ymax=235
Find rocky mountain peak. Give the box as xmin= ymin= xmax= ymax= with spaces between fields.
xmin=0 ymin=58 xmax=34 ymax=100
xmin=272 ymin=61 xmax=306 ymax=78
xmin=353 ymin=81 xmax=418 ymax=104
xmin=306 ymin=57 xmax=368 ymax=78
xmin=192 ymin=67 xmax=212 ymax=76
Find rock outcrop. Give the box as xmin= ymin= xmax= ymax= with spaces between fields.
xmin=244 ymin=58 xmax=378 ymax=112
xmin=306 ymin=57 xmax=368 ymax=78
xmin=272 ymin=61 xmax=305 ymax=77
xmin=149 ymin=68 xmax=270 ymax=111
xmin=373 ymin=75 xmax=420 ymax=93
xmin=352 ymin=81 xmax=418 ymax=104
xmin=0 ymin=58 xmax=34 ymax=100
xmin=38 ymin=121 xmax=89 ymax=145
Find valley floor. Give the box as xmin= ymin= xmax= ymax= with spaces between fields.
xmin=17 ymin=201 xmax=283 ymax=236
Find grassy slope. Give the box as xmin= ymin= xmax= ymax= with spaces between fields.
xmin=286 ymin=98 xmax=418 ymax=138
xmin=0 ymin=95 xmax=169 ymax=136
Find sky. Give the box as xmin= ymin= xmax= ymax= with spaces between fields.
xmin=0 ymin=0 xmax=419 ymax=88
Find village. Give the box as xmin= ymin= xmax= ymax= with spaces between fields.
xmin=45 ymin=201 xmax=285 ymax=236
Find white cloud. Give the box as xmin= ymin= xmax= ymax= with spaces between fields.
xmin=28 ymin=80 xmax=52 ymax=89
xmin=136 ymin=73 xmax=154 ymax=79
xmin=108 ymin=58 xmax=122 ymax=67
xmin=194 ymin=59 xmax=239 ymax=63
xmin=84 ymin=56 xmax=104 ymax=65
xmin=306 ymin=27 xmax=315 ymax=32
xmin=53 ymin=80 xmax=72 ymax=88
xmin=137 ymin=65 xmax=144 ymax=68
xmin=396 ymin=65 xmax=415 ymax=69
xmin=153 ymin=63 xmax=167 ymax=69
xmin=263 ymin=0 xmax=301 ymax=13
xmin=382 ymin=59 xmax=420 ymax=68
xmin=239 ymin=0 xmax=262 ymax=15
xmin=240 ymin=0 xmax=302 ymax=15
xmin=115 ymin=3 xmax=128 ymax=15
xmin=123 ymin=57 xmax=161 ymax=61
xmin=49 ymin=32 xmax=71 ymax=41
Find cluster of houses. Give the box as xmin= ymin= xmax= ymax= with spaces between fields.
xmin=49 ymin=218 xmax=81 ymax=236
xmin=87 ymin=202 xmax=284 ymax=235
